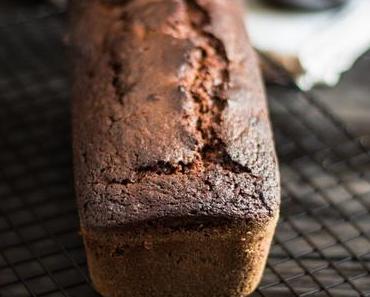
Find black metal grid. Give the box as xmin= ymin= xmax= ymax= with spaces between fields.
xmin=0 ymin=7 xmax=370 ymax=297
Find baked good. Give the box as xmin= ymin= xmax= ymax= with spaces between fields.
xmin=70 ymin=0 xmax=280 ymax=296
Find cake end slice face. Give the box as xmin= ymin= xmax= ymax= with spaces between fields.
xmin=83 ymin=215 xmax=278 ymax=297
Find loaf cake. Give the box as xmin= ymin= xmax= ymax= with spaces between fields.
xmin=70 ymin=0 xmax=280 ymax=296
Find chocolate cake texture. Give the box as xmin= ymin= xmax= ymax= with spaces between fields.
xmin=70 ymin=0 xmax=280 ymax=296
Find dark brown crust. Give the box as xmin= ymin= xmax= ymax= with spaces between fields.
xmin=71 ymin=0 xmax=280 ymax=228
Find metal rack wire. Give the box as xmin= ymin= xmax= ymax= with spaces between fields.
xmin=0 ymin=5 xmax=369 ymax=297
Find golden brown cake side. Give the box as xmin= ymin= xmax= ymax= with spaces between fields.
xmin=70 ymin=0 xmax=280 ymax=296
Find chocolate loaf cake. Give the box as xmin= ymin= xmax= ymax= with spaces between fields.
xmin=70 ymin=0 xmax=280 ymax=296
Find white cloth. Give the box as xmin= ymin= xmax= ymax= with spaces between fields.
xmin=246 ymin=0 xmax=370 ymax=90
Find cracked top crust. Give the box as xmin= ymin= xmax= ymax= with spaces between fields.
xmin=70 ymin=0 xmax=280 ymax=229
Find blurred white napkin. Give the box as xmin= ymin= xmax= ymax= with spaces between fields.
xmin=246 ymin=0 xmax=370 ymax=90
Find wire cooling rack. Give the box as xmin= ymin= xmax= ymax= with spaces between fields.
xmin=0 ymin=4 xmax=370 ymax=297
